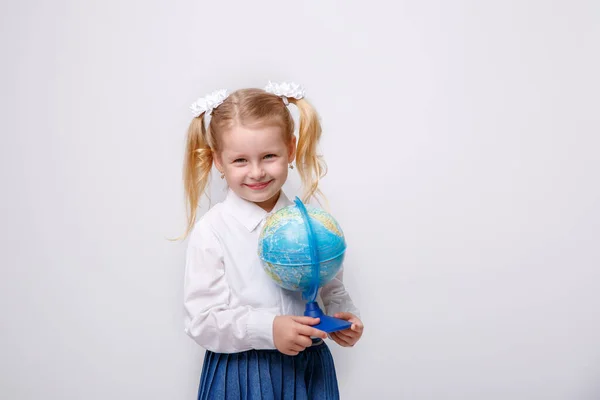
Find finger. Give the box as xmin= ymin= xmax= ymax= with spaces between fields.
xmin=280 ymin=346 xmax=299 ymax=356
xmin=331 ymin=332 xmax=352 ymax=347
xmin=333 ymin=312 xmax=354 ymax=321
xmin=336 ymin=329 xmax=355 ymax=339
xmin=290 ymin=343 xmax=304 ymax=353
xmin=296 ymin=324 xmax=327 ymax=339
xmin=339 ymin=330 xmax=360 ymax=343
xmin=339 ymin=331 xmax=356 ymax=346
xmin=294 ymin=335 xmax=313 ymax=349
xmin=329 ymin=332 xmax=345 ymax=347
xmin=351 ymin=320 xmax=364 ymax=331
xmin=291 ymin=316 xmax=321 ymax=325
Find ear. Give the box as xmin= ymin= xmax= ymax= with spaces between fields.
xmin=288 ymin=135 xmax=297 ymax=163
xmin=213 ymin=151 xmax=224 ymax=173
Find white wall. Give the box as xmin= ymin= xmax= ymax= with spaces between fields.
xmin=2 ymin=1 xmax=599 ymax=399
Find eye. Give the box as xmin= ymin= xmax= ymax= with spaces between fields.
xmin=233 ymin=158 xmax=247 ymax=164
xmin=263 ymin=154 xmax=277 ymax=159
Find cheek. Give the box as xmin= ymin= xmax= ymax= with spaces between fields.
xmin=267 ymin=160 xmax=289 ymax=177
xmin=224 ymin=166 xmax=245 ymax=180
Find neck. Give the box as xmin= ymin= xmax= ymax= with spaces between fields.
xmin=255 ymin=190 xmax=281 ymax=212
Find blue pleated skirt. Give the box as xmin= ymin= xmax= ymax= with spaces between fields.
xmin=197 ymin=340 xmax=339 ymax=400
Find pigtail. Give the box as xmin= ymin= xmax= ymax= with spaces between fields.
xmin=290 ymin=98 xmax=328 ymax=203
xmin=182 ymin=114 xmax=214 ymax=239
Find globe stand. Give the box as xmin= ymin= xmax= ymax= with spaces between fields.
xmin=304 ymin=301 xmax=351 ymax=333
xmin=295 ymin=197 xmax=352 ymax=334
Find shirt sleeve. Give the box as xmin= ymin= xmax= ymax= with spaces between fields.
xmin=183 ymin=222 xmax=277 ymax=353
xmin=319 ymin=265 xmax=361 ymax=318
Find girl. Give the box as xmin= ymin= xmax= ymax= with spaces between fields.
xmin=182 ymin=82 xmax=363 ymax=399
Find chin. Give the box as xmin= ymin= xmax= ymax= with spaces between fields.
xmin=240 ymin=186 xmax=282 ymax=205
xmin=245 ymin=191 xmax=276 ymax=203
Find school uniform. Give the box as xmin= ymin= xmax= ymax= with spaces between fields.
xmin=184 ymin=189 xmax=360 ymax=399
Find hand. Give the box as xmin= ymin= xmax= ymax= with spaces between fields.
xmin=273 ymin=316 xmax=328 ymax=356
xmin=330 ymin=312 xmax=364 ymax=347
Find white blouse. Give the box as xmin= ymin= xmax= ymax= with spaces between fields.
xmin=183 ymin=189 xmax=360 ymax=354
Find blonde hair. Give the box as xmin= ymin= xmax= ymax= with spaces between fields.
xmin=181 ymin=88 xmax=326 ymax=239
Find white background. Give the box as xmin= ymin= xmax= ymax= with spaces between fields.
xmin=2 ymin=1 xmax=599 ymax=399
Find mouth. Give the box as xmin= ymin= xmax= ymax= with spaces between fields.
xmin=244 ymin=180 xmax=274 ymax=191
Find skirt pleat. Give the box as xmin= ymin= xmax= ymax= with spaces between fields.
xmin=197 ymin=341 xmax=339 ymax=400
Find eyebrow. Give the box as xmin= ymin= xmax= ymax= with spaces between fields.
xmin=227 ymin=149 xmax=280 ymax=159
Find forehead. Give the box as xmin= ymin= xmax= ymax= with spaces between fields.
xmin=220 ymin=124 xmax=287 ymax=154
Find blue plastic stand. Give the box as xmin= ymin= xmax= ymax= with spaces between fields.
xmin=294 ymin=197 xmax=352 ymax=334
xmin=304 ymin=301 xmax=351 ymax=333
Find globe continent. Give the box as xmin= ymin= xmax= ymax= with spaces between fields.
xmin=258 ymin=204 xmax=346 ymax=292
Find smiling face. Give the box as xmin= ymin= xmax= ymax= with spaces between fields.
xmin=214 ymin=124 xmax=296 ymax=212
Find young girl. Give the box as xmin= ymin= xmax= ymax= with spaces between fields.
xmin=182 ymin=82 xmax=363 ymax=399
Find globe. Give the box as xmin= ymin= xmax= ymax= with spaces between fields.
xmin=258 ymin=201 xmax=346 ymax=294
xmin=257 ymin=197 xmax=353 ymax=333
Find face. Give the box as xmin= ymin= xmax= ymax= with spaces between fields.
xmin=214 ymin=124 xmax=296 ymax=212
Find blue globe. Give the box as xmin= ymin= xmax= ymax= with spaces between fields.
xmin=258 ymin=203 xmax=346 ymax=293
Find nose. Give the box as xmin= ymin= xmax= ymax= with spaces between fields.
xmin=249 ymin=162 xmax=266 ymax=180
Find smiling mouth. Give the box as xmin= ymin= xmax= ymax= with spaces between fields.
xmin=245 ymin=180 xmax=273 ymax=190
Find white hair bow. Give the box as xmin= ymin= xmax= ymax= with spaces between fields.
xmin=264 ymin=81 xmax=305 ymax=105
xmin=189 ymin=89 xmax=229 ymax=117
